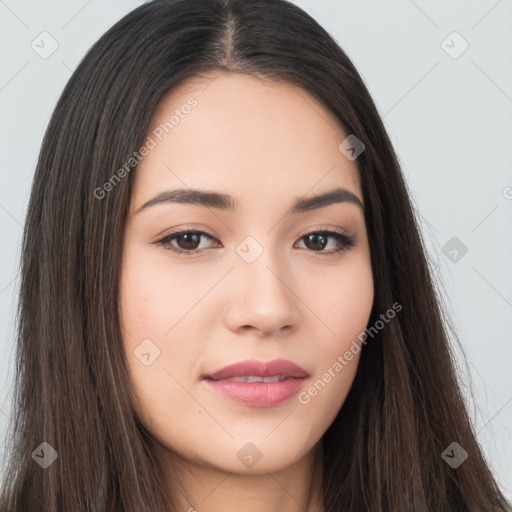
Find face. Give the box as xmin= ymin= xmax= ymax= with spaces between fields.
xmin=119 ymin=72 xmax=374 ymax=475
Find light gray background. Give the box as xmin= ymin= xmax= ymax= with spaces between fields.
xmin=1 ymin=0 xmax=511 ymax=499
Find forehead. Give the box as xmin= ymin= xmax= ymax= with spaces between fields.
xmin=131 ymin=72 xmax=362 ymax=210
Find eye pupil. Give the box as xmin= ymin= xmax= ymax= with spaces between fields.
xmin=305 ymin=233 xmax=327 ymax=251
xmin=177 ymin=233 xmax=201 ymax=250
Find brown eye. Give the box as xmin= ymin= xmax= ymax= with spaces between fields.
xmin=154 ymin=229 xmax=356 ymax=257
xmin=155 ymin=230 xmax=217 ymax=256
xmin=297 ymin=230 xmax=356 ymax=255
xmin=304 ymin=232 xmax=328 ymax=251
xmin=173 ymin=232 xmax=202 ymax=250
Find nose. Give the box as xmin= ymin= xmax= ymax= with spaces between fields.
xmin=223 ymin=250 xmax=300 ymax=337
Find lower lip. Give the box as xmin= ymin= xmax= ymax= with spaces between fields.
xmin=203 ymin=377 xmax=308 ymax=407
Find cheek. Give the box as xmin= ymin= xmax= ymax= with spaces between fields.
xmin=333 ymin=264 xmax=374 ymax=339
xmin=119 ymin=246 xmax=207 ymax=340
xmin=119 ymin=281 xmax=201 ymax=444
xmin=302 ymin=257 xmax=374 ymax=352
xmin=298 ymin=258 xmax=373 ymax=403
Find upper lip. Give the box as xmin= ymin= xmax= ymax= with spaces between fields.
xmin=203 ymin=358 xmax=309 ymax=380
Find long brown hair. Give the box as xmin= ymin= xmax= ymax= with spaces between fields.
xmin=1 ymin=0 xmax=510 ymax=510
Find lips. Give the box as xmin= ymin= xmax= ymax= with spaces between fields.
xmin=203 ymin=358 xmax=309 ymax=381
xmin=202 ymin=358 xmax=309 ymax=407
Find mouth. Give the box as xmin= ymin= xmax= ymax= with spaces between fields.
xmin=202 ymin=358 xmax=309 ymax=407
xmin=211 ymin=375 xmax=290 ymax=383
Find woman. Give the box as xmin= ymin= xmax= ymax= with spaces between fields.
xmin=1 ymin=0 xmax=510 ymax=510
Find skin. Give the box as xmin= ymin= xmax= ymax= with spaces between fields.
xmin=119 ymin=72 xmax=374 ymax=512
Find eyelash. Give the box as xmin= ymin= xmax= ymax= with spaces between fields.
xmin=153 ymin=228 xmax=356 ymax=257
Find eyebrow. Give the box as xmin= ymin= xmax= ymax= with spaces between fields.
xmin=135 ymin=186 xmax=364 ymax=215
